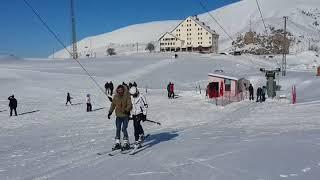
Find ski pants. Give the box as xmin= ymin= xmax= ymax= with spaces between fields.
xmin=133 ymin=114 xmax=145 ymax=141
xmin=66 ymin=100 xmax=72 ymax=105
xmin=86 ymin=103 xmax=92 ymax=112
xmin=249 ymin=92 xmax=254 ymax=100
xmin=115 ymin=117 xmax=129 ymax=140
xmin=10 ymin=107 xmax=17 ymax=116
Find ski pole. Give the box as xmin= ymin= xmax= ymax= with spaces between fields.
xmin=144 ymin=119 xmax=161 ymax=125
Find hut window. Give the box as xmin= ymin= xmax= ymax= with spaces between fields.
xmin=225 ymin=79 xmax=231 ymax=91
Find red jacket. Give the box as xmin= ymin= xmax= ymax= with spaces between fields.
xmin=170 ymin=84 xmax=174 ymax=92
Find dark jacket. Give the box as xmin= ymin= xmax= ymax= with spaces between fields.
xmin=8 ymin=96 xmax=17 ymax=108
xmin=249 ymin=85 xmax=254 ymax=93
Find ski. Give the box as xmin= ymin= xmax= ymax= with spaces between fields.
xmin=129 ymin=143 xmax=151 ymax=155
xmin=128 ymin=134 xmax=150 ymax=155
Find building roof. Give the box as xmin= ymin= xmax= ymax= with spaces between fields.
xmin=189 ymin=16 xmax=218 ymax=35
xmin=158 ymin=32 xmax=183 ymax=42
xmin=208 ymin=72 xmax=241 ymax=81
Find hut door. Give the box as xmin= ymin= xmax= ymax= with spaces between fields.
xmin=208 ymin=82 xmax=219 ymax=98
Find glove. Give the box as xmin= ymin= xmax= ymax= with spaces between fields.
xmin=141 ymin=115 xmax=147 ymax=122
xmin=107 ymin=112 xmax=112 ymax=119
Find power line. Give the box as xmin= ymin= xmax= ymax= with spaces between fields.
xmin=198 ymin=0 xmax=234 ymax=42
xmin=22 ymin=0 xmax=108 ymax=99
xmin=255 ymin=0 xmax=268 ymax=35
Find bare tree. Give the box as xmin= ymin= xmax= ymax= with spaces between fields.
xmin=145 ymin=43 xmax=155 ymax=52
xmin=107 ymin=48 xmax=116 ymax=56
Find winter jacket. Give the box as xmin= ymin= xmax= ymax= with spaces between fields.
xmin=170 ymin=84 xmax=174 ymax=92
xmin=131 ymin=93 xmax=148 ymax=116
xmin=8 ymin=96 xmax=17 ymax=108
xmin=109 ymin=88 xmax=132 ymax=118
xmin=86 ymin=96 xmax=91 ymax=104
xmin=249 ymin=85 xmax=254 ymax=93
xmin=167 ymin=84 xmax=170 ymax=92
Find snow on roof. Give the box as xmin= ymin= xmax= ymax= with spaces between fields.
xmin=190 ymin=16 xmax=218 ymax=35
xmin=208 ymin=72 xmax=241 ymax=81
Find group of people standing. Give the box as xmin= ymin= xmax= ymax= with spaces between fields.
xmin=248 ymin=84 xmax=266 ymax=102
xmin=167 ymin=82 xmax=175 ymax=99
xmin=108 ymin=83 xmax=148 ymax=150
xmin=104 ymin=81 xmax=114 ymax=96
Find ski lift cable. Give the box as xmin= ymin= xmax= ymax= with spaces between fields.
xmin=255 ymin=0 xmax=268 ymax=35
xmin=22 ymin=0 xmax=108 ymax=100
xmin=198 ymin=0 xmax=234 ymax=42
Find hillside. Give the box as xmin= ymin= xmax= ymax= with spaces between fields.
xmin=52 ymin=0 xmax=320 ymax=58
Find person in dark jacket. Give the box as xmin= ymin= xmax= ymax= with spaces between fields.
xmin=105 ymin=82 xmax=110 ymax=95
xmin=167 ymin=82 xmax=171 ymax=98
xmin=170 ymin=83 xmax=175 ymax=98
xmin=249 ymin=84 xmax=254 ymax=101
xmin=133 ymin=82 xmax=137 ymax=87
xmin=256 ymin=87 xmax=262 ymax=102
xmin=8 ymin=95 xmax=17 ymax=116
xmin=109 ymin=81 xmax=114 ymax=96
xmin=66 ymin=93 xmax=72 ymax=106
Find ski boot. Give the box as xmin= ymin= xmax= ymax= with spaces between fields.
xmin=134 ymin=141 xmax=142 ymax=149
xmin=122 ymin=139 xmax=131 ymax=151
xmin=138 ymin=134 xmax=145 ymax=143
xmin=112 ymin=139 xmax=121 ymax=151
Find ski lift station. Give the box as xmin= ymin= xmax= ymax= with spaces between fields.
xmin=207 ymin=72 xmax=250 ymax=101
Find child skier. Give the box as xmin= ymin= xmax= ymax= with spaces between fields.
xmin=129 ymin=86 xmax=148 ymax=148
xmin=66 ymin=92 xmax=72 ymax=105
xmin=86 ymin=94 xmax=92 ymax=112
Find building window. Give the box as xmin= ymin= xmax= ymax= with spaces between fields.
xmin=209 ymin=41 xmax=211 ymax=44
xmin=173 ymin=43 xmax=175 ymax=45
xmin=206 ymin=32 xmax=208 ymax=35
xmin=195 ymin=24 xmax=197 ymax=26
xmin=209 ymin=37 xmax=211 ymax=39
xmin=225 ymin=79 xmax=231 ymax=91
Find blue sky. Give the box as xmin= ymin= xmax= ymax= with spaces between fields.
xmin=0 ymin=0 xmax=239 ymax=57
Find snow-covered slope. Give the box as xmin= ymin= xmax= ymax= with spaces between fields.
xmin=52 ymin=0 xmax=320 ymax=58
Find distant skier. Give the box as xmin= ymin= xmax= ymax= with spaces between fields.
xmin=8 ymin=95 xmax=17 ymax=117
xmin=105 ymin=82 xmax=110 ymax=95
xmin=129 ymin=82 xmax=133 ymax=89
xmin=129 ymin=86 xmax=148 ymax=148
xmin=249 ymin=84 xmax=254 ymax=101
xmin=66 ymin=93 xmax=72 ymax=106
xmin=167 ymin=82 xmax=171 ymax=98
xmin=170 ymin=83 xmax=175 ymax=98
xmin=174 ymin=53 xmax=178 ymax=59
xmin=109 ymin=81 xmax=114 ymax=96
xmin=262 ymin=86 xmax=266 ymax=102
xmin=108 ymin=85 xmax=132 ymax=151
xmin=256 ymin=87 xmax=262 ymax=102
xmin=86 ymin=94 xmax=92 ymax=112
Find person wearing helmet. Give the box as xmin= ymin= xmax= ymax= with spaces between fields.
xmin=129 ymin=86 xmax=148 ymax=148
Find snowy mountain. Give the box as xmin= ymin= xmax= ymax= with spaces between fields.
xmin=52 ymin=0 xmax=320 ymax=58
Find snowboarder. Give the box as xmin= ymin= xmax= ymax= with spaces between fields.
xmin=105 ymin=82 xmax=109 ymax=95
xmin=109 ymin=81 xmax=114 ymax=96
xmin=66 ymin=92 xmax=72 ymax=105
xmin=249 ymin=84 xmax=254 ymax=101
xmin=108 ymin=85 xmax=132 ymax=151
xmin=129 ymin=86 xmax=148 ymax=148
xmin=8 ymin=95 xmax=17 ymax=117
xmin=86 ymin=94 xmax=92 ymax=112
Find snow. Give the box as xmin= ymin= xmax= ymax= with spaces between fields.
xmin=52 ymin=0 xmax=320 ymax=58
xmin=1 ymin=52 xmax=320 ymax=179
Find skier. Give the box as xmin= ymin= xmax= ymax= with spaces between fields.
xmin=8 ymin=95 xmax=18 ymax=117
xmin=262 ymin=86 xmax=266 ymax=102
xmin=109 ymin=81 xmax=114 ymax=96
xmin=105 ymin=82 xmax=109 ymax=95
xmin=129 ymin=82 xmax=133 ymax=89
xmin=129 ymin=86 xmax=148 ymax=148
xmin=170 ymin=83 xmax=175 ymax=98
xmin=256 ymin=87 xmax=262 ymax=102
xmin=108 ymin=85 xmax=132 ymax=151
xmin=249 ymin=84 xmax=254 ymax=101
xmin=167 ymin=82 xmax=171 ymax=98
xmin=66 ymin=92 xmax=72 ymax=105
xmin=86 ymin=94 xmax=92 ymax=112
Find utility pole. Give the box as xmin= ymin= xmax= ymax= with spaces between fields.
xmin=71 ymin=0 xmax=78 ymax=59
xmin=282 ymin=16 xmax=288 ymax=76
xmin=52 ymin=48 xmax=55 ymax=59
